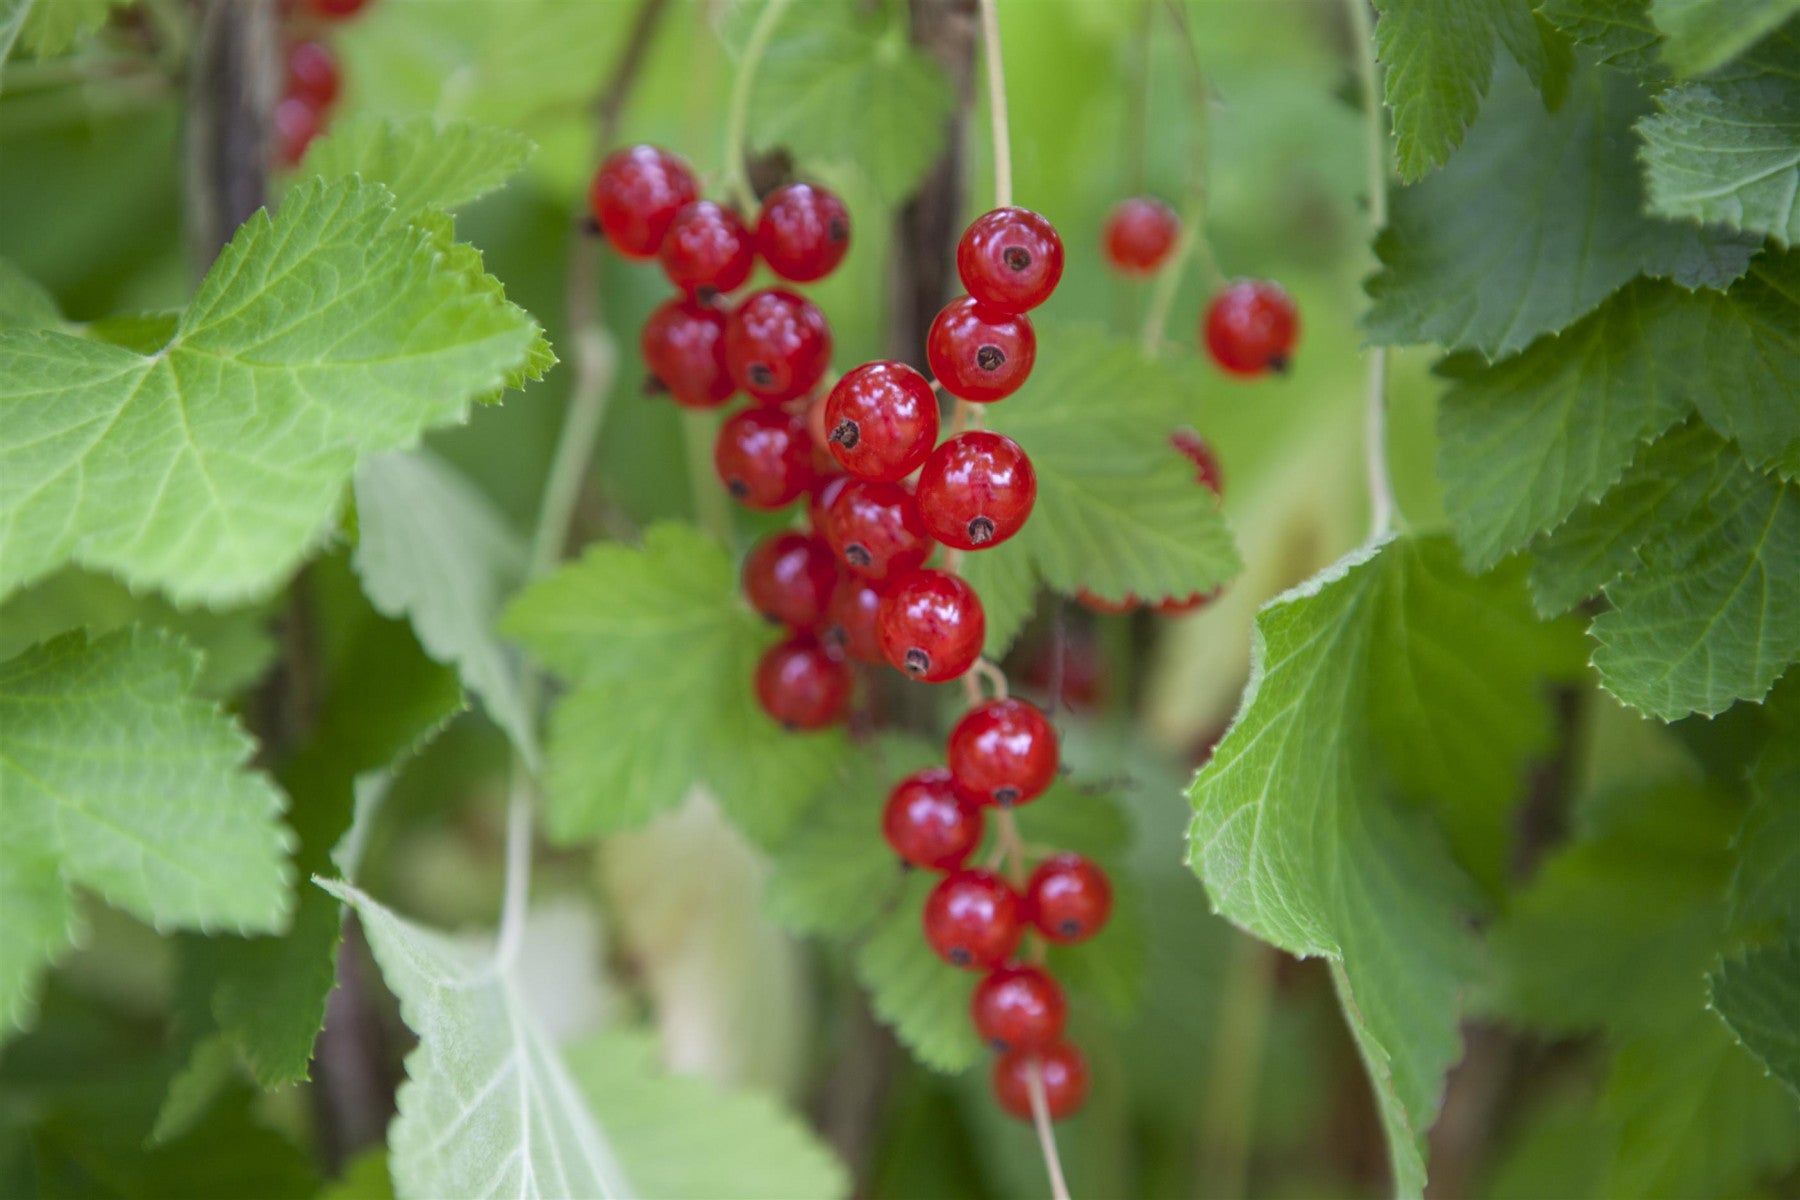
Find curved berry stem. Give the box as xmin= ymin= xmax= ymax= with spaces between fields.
xmin=720 ymin=0 xmax=794 ymax=212
xmin=977 ymin=0 xmax=1013 ymax=209
xmin=1027 ymin=1063 xmax=1074 ymax=1200
xmin=1345 ymin=0 xmax=1395 ymax=539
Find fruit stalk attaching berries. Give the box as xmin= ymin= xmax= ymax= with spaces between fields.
xmin=927 ymin=296 xmax=1037 ymax=403
xmin=754 ymin=634 xmax=851 ymax=731
xmin=992 ymin=1042 xmax=1089 ymax=1122
xmin=972 ymin=964 xmax=1067 ymax=1053
xmin=590 ymin=145 xmax=699 ymax=259
xmin=946 ymin=697 xmax=1059 ymax=807
xmin=882 ymin=767 xmax=986 ymax=872
xmin=820 ymin=479 xmax=932 ymax=582
xmin=755 ymin=183 xmax=852 ymax=282
xmin=957 ymin=206 xmax=1065 ymax=313
xmin=742 ymin=531 xmax=838 ymax=629
xmin=1203 ymin=278 xmax=1299 ymax=377
xmin=725 ymin=288 xmax=833 ymax=404
xmin=916 ymin=430 xmax=1037 ymax=551
xmin=823 ymin=361 xmax=940 ymax=483
xmin=658 ymin=200 xmax=755 ymax=298
xmin=923 ymin=868 xmax=1023 ymax=969
xmin=1102 ymin=197 xmax=1181 ymax=275
xmin=877 ymin=569 xmax=987 ymax=683
xmin=1026 ymin=853 xmax=1113 ymax=943
xmin=641 ymin=298 xmax=735 ymax=409
xmin=714 ymin=407 xmax=817 ymax=510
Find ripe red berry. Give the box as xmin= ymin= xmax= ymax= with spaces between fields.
xmin=992 ymin=1043 xmax=1088 ymax=1122
xmin=743 ymin=532 xmax=838 ymax=629
xmin=957 ymin=207 xmax=1064 ymax=313
xmin=822 ymin=574 xmax=885 ymax=663
xmin=641 ymin=298 xmax=734 ymax=409
xmin=946 ymin=697 xmax=1058 ymax=808
xmin=821 ymin=479 xmax=931 ymax=582
xmin=927 ymin=297 xmax=1036 ymax=403
xmin=882 ymin=767 xmax=985 ymax=871
xmin=878 ymin=569 xmax=985 ymax=683
xmin=285 ymin=40 xmax=340 ymax=109
xmin=658 ymin=200 xmax=755 ymax=298
xmin=972 ymin=964 xmax=1067 ymax=1053
xmin=754 ymin=635 xmax=851 ymax=730
xmin=1204 ymin=279 xmax=1299 ymax=377
xmin=1076 ymin=589 xmax=1140 ymax=615
xmin=916 ymin=431 xmax=1036 ymax=551
xmin=725 ymin=288 xmax=832 ymax=405
xmin=923 ymin=868 xmax=1022 ymax=969
xmin=305 ymin=0 xmax=369 ymax=18
xmin=1155 ymin=588 xmax=1221 ymax=616
xmin=714 ymin=407 xmax=816 ymax=510
xmin=589 ymin=145 xmax=699 ymax=260
xmin=808 ymin=472 xmax=850 ymax=534
xmin=1026 ymin=854 xmax=1112 ymax=944
xmin=824 ymin=361 xmax=940 ymax=483
xmin=1102 ymin=197 xmax=1180 ymax=275
xmin=274 ymin=96 xmax=324 ymax=167
xmin=755 ymin=183 xmax=851 ymax=282
xmin=1170 ymin=429 xmax=1223 ymax=498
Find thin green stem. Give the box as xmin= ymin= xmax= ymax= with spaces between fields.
xmin=719 ymin=0 xmax=794 ymax=211
xmin=1345 ymin=0 xmax=1395 ymax=538
xmin=1195 ymin=937 xmax=1277 ymax=1199
xmin=977 ymin=0 xmax=1013 ymax=208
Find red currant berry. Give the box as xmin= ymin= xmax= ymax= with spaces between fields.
xmin=274 ymin=96 xmax=325 ymax=167
xmin=1076 ymin=589 xmax=1140 ymax=615
xmin=882 ymin=767 xmax=985 ymax=871
xmin=878 ymin=569 xmax=985 ymax=683
xmin=589 ymin=145 xmax=699 ymax=259
xmin=821 ymin=479 xmax=931 ymax=581
xmin=743 ymin=531 xmax=838 ymax=629
xmin=1026 ymin=854 xmax=1112 ymax=944
xmin=641 ymin=298 xmax=734 ymax=409
xmin=927 ymin=297 xmax=1036 ymax=403
xmin=658 ymin=200 xmax=755 ymax=298
xmin=1102 ymin=197 xmax=1180 ymax=275
xmin=305 ymin=0 xmax=369 ymax=18
xmin=1155 ymin=588 xmax=1221 ymax=616
xmin=1204 ymin=279 xmax=1299 ymax=377
xmin=957 ymin=207 xmax=1064 ymax=313
xmin=755 ymin=183 xmax=851 ymax=282
xmin=754 ymin=634 xmax=851 ymax=730
xmin=807 ymin=472 xmax=850 ymax=534
xmin=824 ymin=361 xmax=940 ymax=483
xmin=1170 ymin=429 xmax=1223 ymax=498
xmin=946 ymin=697 xmax=1058 ymax=808
xmin=972 ymin=964 xmax=1067 ymax=1054
xmin=916 ymin=431 xmax=1036 ymax=551
xmin=822 ymin=574 xmax=885 ymax=664
xmin=285 ymin=41 xmax=340 ymax=109
xmin=923 ymin=868 xmax=1022 ymax=969
xmin=714 ymin=407 xmax=816 ymax=510
xmin=725 ymin=288 xmax=832 ymax=405
xmin=992 ymin=1043 xmax=1088 ymax=1122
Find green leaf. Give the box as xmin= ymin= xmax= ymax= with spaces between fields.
xmin=303 ymin=115 xmax=536 ymax=218
xmin=960 ymin=326 xmax=1239 ymax=658
xmin=1640 ymin=77 xmax=1800 ymax=249
xmin=503 ymin=524 xmax=848 ymax=847
xmin=1650 ymin=0 xmax=1800 ymax=74
xmin=1187 ymin=535 xmax=1576 ymax=1196
xmin=0 ymin=630 xmax=291 ymax=1033
xmin=1711 ymin=942 xmax=1800 ymax=1099
xmin=321 ymin=881 xmax=636 ymax=1200
xmin=1367 ymin=61 xmax=1757 ymax=358
xmin=854 ymin=871 xmax=984 ymax=1074
xmin=565 ymin=1031 xmax=848 ymax=1200
xmin=9 ymin=0 xmax=128 ymax=61
xmin=353 ymin=451 xmax=536 ymax=764
xmin=749 ymin=3 xmax=953 ymax=205
xmin=0 ymin=257 xmax=64 ymax=330
xmin=0 ymin=177 xmax=545 ymax=606
xmin=1537 ymin=0 xmax=1664 ymax=71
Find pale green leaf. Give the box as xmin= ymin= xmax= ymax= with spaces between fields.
xmin=0 ymin=257 xmax=63 ymax=330
xmin=0 ymin=629 xmax=291 ymax=1032
xmin=1640 ymin=77 xmax=1800 ymax=248
xmin=853 ymin=871 xmax=983 ymax=1074
xmin=1711 ymin=942 xmax=1800 ymax=1099
xmin=1650 ymin=0 xmax=1800 ymax=74
xmin=1537 ymin=0 xmax=1664 ymax=71
xmin=303 ymin=115 xmax=535 ymax=218
xmin=12 ymin=0 xmax=127 ymax=60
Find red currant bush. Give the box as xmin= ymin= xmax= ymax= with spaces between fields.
xmin=820 ymin=479 xmax=931 ymax=582
xmin=1204 ymin=279 xmax=1299 ymax=377
xmin=927 ymin=296 xmax=1036 ymax=403
xmin=882 ymin=767 xmax=985 ymax=872
xmin=755 ymin=183 xmax=851 ymax=282
xmin=658 ymin=200 xmax=755 ymax=298
xmin=957 ymin=207 xmax=1064 ymax=313
xmin=1102 ymin=197 xmax=1180 ymax=275
xmin=923 ymin=868 xmax=1022 ymax=969
xmin=285 ymin=41 xmax=341 ymax=109
xmin=821 ymin=575 xmax=885 ymax=664
xmin=640 ymin=298 xmax=734 ymax=409
xmin=824 ymin=361 xmax=940 ymax=483
xmin=754 ymin=634 xmax=851 ymax=730
xmin=916 ymin=431 xmax=1037 ymax=551
xmin=947 ymin=697 xmax=1059 ymax=808
xmin=971 ymin=964 xmax=1067 ymax=1054
xmin=725 ymin=288 xmax=833 ymax=404
xmin=992 ymin=1042 xmax=1089 ymax=1122
xmin=1170 ymin=428 xmax=1224 ymax=498
xmin=714 ymin=407 xmax=816 ymax=509
xmin=877 ymin=569 xmax=986 ymax=683
xmin=742 ymin=531 xmax=837 ymax=629
xmin=589 ymin=145 xmax=699 ymax=259
xmin=1026 ymin=853 xmax=1113 ymax=943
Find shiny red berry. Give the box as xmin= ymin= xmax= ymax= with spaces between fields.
xmin=822 ymin=574 xmax=885 ymax=663
xmin=824 ymin=361 xmax=940 ymax=483
xmin=743 ymin=532 xmax=838 ymax=629
xmin=992 ymin=1043 xmax=1088 ymax=1122
xmin=285 ymin=41 xmax=340 ymax=109
xmin=927 ymin=297 xmax=1035 ymax=403
xmin=589 ymin=145 xmax=699 ymax=260
xmin=957 ymin=207 xmax=1064 ymax=313
xmin=821 ymin=479 xmax=931 ymax=581
xmin=641 ymin=298 xmax=734 ymax=409
xmin=714 ymin=407 xmax=816 ymax=510
xmin=882 ymin=767 xmax=984 ymax=871
xmin=878 ymin=569 xmax=985 ymax=683
xmin=972 ymin=964 xmax=1067 ymax=1054
xmin=1204 ymin=279 xmax=1299 ymax=377
xmin=923 ymin=868 xmax=1022 ymax=969
xmin=725 ymin=288 xmax=832 ymax=404
xmin=658 ymin=200 xmax=755 ymax=298
xmin=1102 ymin=198 xmax=1180 ymax=275
xmin=946 ymin=697 xmax=1058 ymax=808
xmin=754 ymin=634 xmax=851 ymax=730
xmin=274 ymin=96 xmax=324 ymax=167
xmin=916 ymin=431 xmax=1036 ymax=551
xmin=1170 ymin=429 xmax=1223 ymax=498
xmin=808 ymin=473 xmax=850 ymax=534
xmin=1026 ymin=854 xmax=1112 ymax=944
xmin=755 ymin=183 xmax=851 ymax=282
xmin=305 ymin=0 xmax=369 ymax=18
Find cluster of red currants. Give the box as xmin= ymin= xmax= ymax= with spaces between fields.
xmin=273 ymin=0 xmax=368 ymax=167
